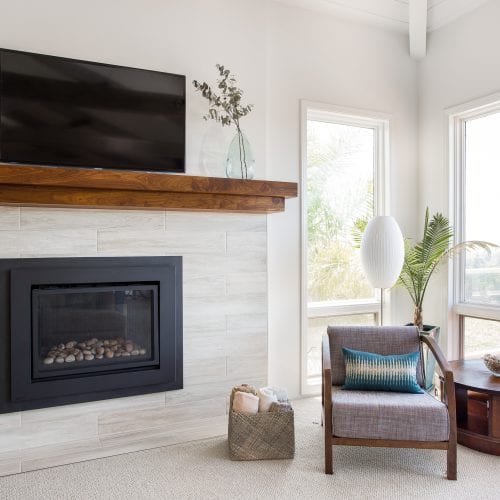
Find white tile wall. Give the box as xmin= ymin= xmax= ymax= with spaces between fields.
xmin=0 ymin=207 xmax=20 ymax=230
xmin=0 ymin=229 xmax=98 ymax=257
xmin=0 ymin=205 xmax=268 ymax=476
xmin=20 ymin=207 xmax=166 ymax=231
xmin=97 ymin=229 xmax=227 ymax=255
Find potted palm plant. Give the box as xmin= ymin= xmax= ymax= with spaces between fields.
xmin=398 ymin=209 xmax=493 ymax=389
xmin=398 ymin=208 xmax=492 ymax=331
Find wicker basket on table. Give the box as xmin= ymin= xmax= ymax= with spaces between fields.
xmin=228 ymin=391 xmax=295 ymax=460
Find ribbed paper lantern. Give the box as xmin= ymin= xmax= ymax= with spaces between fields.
xmin=360 ymin=216 xmax=404 ymax=289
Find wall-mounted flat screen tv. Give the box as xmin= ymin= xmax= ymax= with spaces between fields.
xmin=0 ymin=49 xmax=185 ymax=173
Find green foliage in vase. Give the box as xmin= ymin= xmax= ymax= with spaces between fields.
xmin=193 ymin=64 xmax=253 ymax=126
xmin=397 ymin=209 xmax=493 ymax=329
xmin=193 ymin=65 xmax=254 ymax=178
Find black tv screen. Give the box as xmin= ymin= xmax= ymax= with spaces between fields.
xmin=0 ymin=49 xmax=185 ymax=173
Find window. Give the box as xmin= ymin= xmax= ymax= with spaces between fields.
xmin=301 ymin=102 xmax=389 ymax=393
xmin=462 ymin=317 xmax=500 ymax=358
xmin=449 ymin=97 xmax=500 ymax=359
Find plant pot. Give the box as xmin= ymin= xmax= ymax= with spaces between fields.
xmin=406 ymin=324 xmax=440 ymax=391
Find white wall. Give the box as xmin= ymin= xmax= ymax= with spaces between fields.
xmin=265 ymin=2 xmax=418 ymax=396
xmin=0 ymin=0 xmax=420 ymax=399
xmin=418 ymin=0 xmax=500 ymax=351
xmin=0 ymin=0 xmax=268 ymax=179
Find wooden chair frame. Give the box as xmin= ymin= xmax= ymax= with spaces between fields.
xmin=322 ymin=334 xmax=457 ymax=480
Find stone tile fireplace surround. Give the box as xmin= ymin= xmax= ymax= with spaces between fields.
xmin=0 ymin=206 xmax=267 ymax=476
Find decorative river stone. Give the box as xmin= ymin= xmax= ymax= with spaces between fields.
xmin=41 ymin=337 xmax=148 ymax=366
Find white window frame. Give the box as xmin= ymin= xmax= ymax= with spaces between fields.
xmin=300 ymin=100 xmax=390 ymax=395
xmin=447 ymin=92 xmax=500 ymax=360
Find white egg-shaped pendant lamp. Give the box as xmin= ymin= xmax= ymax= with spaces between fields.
xmin=360 ymin=215 xmax=405 ymax=323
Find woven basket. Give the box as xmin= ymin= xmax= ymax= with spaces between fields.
xmin=228 ymin=393 xmax=295 ymax=460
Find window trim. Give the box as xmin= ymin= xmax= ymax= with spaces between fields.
xmin=447 ymin=92 xmax=500 ymax=359
xmin=300 ymin=100 xmax=391 ymax=395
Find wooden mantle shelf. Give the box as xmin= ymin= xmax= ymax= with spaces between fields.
xmin=0 ymin=164 xmax=298 ymax=214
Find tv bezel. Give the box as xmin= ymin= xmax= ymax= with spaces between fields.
xmin=0 ymin=48 xmax=186 ymax=174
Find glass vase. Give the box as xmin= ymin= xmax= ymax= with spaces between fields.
xmin=225 ymin=129 xmax=255 ymax=180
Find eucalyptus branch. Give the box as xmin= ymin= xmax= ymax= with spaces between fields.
xmin=193 ymin=64 xmax=253 ymax=127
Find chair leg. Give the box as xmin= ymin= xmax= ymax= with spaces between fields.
xmin=325 ymin=434 xmax=333 ymax=474
xmin=447 ymin=442 xmax=457 ymax=480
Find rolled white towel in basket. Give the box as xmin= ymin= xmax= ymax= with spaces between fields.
xmin=230 ymin=384 xmax=257 ymax=401
xmin=258 ymin=387 xmax=278 ymax=412
xmin=266 ymin=386 xmax=289 ymax=402
xmin=258 ymin=386 xmax=289 ymax=403
xmin=232 ymin=391 xmax=259 ymax=415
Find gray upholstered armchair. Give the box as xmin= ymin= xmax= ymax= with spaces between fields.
xmin=322 ymin=325 xmax=457 ymax=480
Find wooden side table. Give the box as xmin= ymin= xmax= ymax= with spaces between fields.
xmin=450 ymin=359 xmax=500 ymax=455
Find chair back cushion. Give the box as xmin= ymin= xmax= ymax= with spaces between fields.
xmin=327 ymin=325 xmax=424 ymax=386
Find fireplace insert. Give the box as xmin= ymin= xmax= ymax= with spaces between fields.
xmin=31 ymin=283 xmax=159 ymax=379
xmin=0 ymin=256 xmax=182 ymax=413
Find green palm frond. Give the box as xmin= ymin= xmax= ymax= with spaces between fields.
xmin=398 ymin=241 xmax=424 ymax=305
xmin=397 ymin=261 xmax=418 ymax=305
xmin=396 ymin=208 xmax=497 ymax=312
xmin=351 ymin=217 xmax=368 ymax=248
xmin=351 ymin=193 xmax=373 ymax=248
xmin=408 ymin=210 xmax=454 ymax=306
xmin=445 ymin=240 xmax=493 ymax=258
xmin=415 ymin=210 xmax=454 ymax=270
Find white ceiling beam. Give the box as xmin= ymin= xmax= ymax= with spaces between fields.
xmin=427 ymin=0 xmax=490 ymax=32
xmin=409 ymin=0 xmax=428 ymax=60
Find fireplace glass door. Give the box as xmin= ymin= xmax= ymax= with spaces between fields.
xmin=32 ymin=284 xmax=159 ymax=379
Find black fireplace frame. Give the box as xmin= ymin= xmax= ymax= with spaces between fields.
xmin=0 ymin=256 xmax=183 ymax=413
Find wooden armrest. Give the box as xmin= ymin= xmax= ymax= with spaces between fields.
xmin=420 ymin=335 xmax=457 ymax=419
xmin=322 ymin=335 xmax=332 ymax=411
xmin=322 ymin=335 xmax=332 ymax=374
xmin=420 ymin=334 xmax=457 ymax=447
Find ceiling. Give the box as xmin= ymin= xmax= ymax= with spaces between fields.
xmin=274 ymin=0 xmax=491 ymax=33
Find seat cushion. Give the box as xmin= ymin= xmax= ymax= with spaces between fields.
xmin=331 ymin=386 xmax=449 ymax=441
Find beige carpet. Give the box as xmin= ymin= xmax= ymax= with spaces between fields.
xmin=0 ymin=397 xmax=499 ymax=500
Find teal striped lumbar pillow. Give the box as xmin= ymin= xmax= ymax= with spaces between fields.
xmin=342 ymin=347 xmax=424 ymax=394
